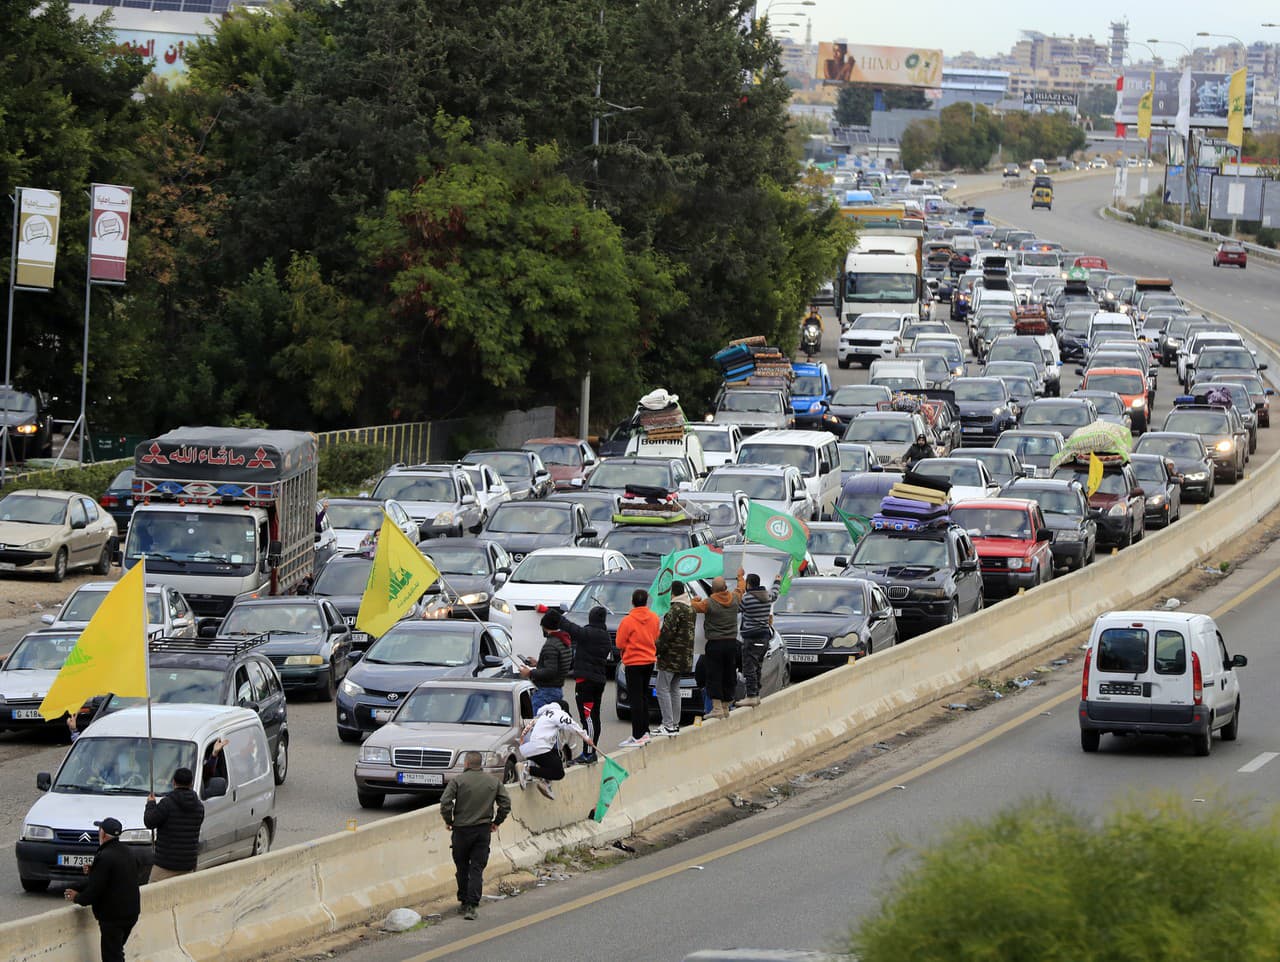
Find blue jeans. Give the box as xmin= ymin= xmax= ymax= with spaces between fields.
xmin=531 ymin=687 xmax=563 ymax=714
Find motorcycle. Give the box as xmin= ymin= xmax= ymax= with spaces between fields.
xmin=801 ymin=321 xmax=822 ymax=357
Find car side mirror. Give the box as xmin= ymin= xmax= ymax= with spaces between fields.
xmin=37 ymin=772 xmax=51 ymax=792
xmin=1267 ymin=388 xmax=1276 ymax=396
xmin=197 ymin=619 xmax=220 ymax=639
xmin=71 ymin=517 xmax=87 ymax=530
xmin=267 ymin=539 xmax=282 ymax=566
xmin=204 ymin=776 xmax=228 ymax=800
xmin=1075 ymin=367 xmax=1085 ymax=376
xmin=834 ymin=556 xmax=849 ymax=568
xmin=41 ymin=613 xmax=55 ymax=625
xmin=870 ymin=610 xmax=890 ymax=623
xmin=1035 ymin=528 xmax=1052 ymax=542
xmin=580 ymin=528 xmax=598 ymax=541
xmin=494 ymin=571 xmax=508 ymax=586
xmin=481 ymin=654 xmax=504 ymax=668
xmin=1260 ymin=364 xmax=1268 ymax=371
xmin=1231 ymin=654 xmax=1248 ymax=668
xmin=349 ymin=651 xmax=363 ymax=664
xmin=468 ymin=522 xmax=485 ymax=535
xmin=959 ymin=559 xmax=979 ymax=572
xmin=461 ymin=494 xmax=476 ymax=505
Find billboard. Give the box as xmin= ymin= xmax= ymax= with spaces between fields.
xmin=16 ymin=188 xmax=61 ymax=290
xmin=114 ymin=30 xmax=201 ymax=80
xmin=815 ymin=43 xmax=943 ymax=89
xmin=1115 ymin=71 xmax=1254 ymax=129
xmin=1023 ymin=91 xmax=1078 ymax=107
xmin=89 ymin=184 xmax=133 ymax=283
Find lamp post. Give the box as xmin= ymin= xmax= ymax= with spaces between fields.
xmin=1149 ymin=39 xmax=1194 ymax=224
xmin=1197 ymin=30 xmax=1247 ymax=236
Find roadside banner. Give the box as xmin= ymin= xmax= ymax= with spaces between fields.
xmin=591 ymin=755 xmax=630 ymax=823
xmin=356 ymin=512 xmax=440 ymax=638
xmin=15 ymin=188 xmax=61 ymax=289
xmin=814 ymin=42 xmax=942 ymax=88
xmin=1137 ymin=88 xmax=1153 ymax=141
xmin=649 ymin=545 xmax=724 ymax=616
xmin=1227 ymin=68 xmax=1247 ymax=148
xmin=744 ymin=502 xmax=809 ymax=562
xmin=89 ymin=184 xmax=134 ymax=282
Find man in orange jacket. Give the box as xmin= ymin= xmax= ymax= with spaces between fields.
xmin=616 ymin=588 xmax=660 ymax=748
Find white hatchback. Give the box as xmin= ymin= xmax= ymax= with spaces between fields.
xmin=489 ymin=547 xmax=632 ymax=630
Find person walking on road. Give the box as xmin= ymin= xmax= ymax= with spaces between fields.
xmin=63 ymin=817 xmax=141 ymax=962
xmin=654 ymin=581 xmax=695 ymax=735
xmin=517 ymin=701 xmax=596 ymax=799
xmin=615 ymin=588 xmax=661 ymax=747
xmin=440 ymin=751 xmax=511 ymax=921
xmin=738 ymin=572 xmax=779 ymax=707
xmin=144 ymin=766 xmax=205 ymax=881
xmin=692 ymin=569 xmax=745 ymax=719
xmin=519 ymin=608 xmax=574 ymax=713
xmin=560 ymin=605 xmax=611 ymax=764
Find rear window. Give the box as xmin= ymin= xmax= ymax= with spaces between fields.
xmin=1096 ymin=628 xmax=1147 ymax=673
xmin=1154 ymin=630 xmax=1187 ymax=675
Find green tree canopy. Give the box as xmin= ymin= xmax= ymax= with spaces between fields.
xmin=834 ymin=84 xmax=930 ymax=127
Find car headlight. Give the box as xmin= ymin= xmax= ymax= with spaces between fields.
xmin=360 ymin=745 xmax=391 ymax=764
xmin=830 ymin=632 xmax=861 ymax=649
xmin=432 ymin=512 xmax=455 ymax=525
xmin=1185 ymin=471 xmax=1208 ymax=481
xmin=25 ymin=538 xmax=52 ymax=550
xmin=21 ymin=824 xmax=54 ymax=841
xmin=1055 ymin=530 xmax=1082 ymax=541
xmin=1008 ymin=558 xmax=1025 ymax=570
xmin=1131 ymin=398 xmax=1146 ymax=409
xmin=491 ymin=597 xmax=513 ymax=615
xmin=340 ymin=678 xmax=365 ymax=698
xmin=1108 ymin=503 xmax=1129 ymax=516
xmin=15 ymin=424 xmax=37 ymax=435
xmin=1147 ymin=494 xmax=1166 ymax=506
xmin=284 ymin=654 xmax=325 ymax=666
xmin=993 ymin=406 xmax=1006 ymax=416
xmin=911 ymin=587 xmax=947 ymax=600
xmin=119 ymin=829 xmax=152 ymax=843
xmin=455 ymin=592 xmax=490 ymax=607
xmin=479 ymin=751 xmax=506 ymax=768
xmin=1216 ymin=440 xmax=1233 ymax=452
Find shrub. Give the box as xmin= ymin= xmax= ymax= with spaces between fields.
xmin=0 ymin=459 xmax=130 ymax=501
xmin=318 ymin=442 xmax=389 ymax=493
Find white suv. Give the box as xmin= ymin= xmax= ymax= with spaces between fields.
xmin=838 ymin=312 xmax=912 ymax=370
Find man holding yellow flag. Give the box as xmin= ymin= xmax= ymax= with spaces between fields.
xmin=356 ymin=511 xmax=441 ymax=639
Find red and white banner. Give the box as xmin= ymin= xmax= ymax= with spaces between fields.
xmin=88 ymin=184 xmax=133 ymax=283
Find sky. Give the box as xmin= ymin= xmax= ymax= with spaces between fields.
xmin=785 ymin=0 xmax=1279 ymax=58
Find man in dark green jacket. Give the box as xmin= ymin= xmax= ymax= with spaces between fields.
xmin=654 ymin=581 xmax=696 ymax=735
xmin=441 ymin=752 xmax=512 ymax=920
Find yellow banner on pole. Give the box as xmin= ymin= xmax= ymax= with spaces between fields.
xmin=1087 ymin=453 xmax=1104 ymax=498
xmin=1227 ymin=68 xmax=1247 ymax=148
xmin=1137 ymin=89 xmax=1153 ymax=141
xmin=356 ymin=513 xmax=440 ymax=639
xmin=16 ymin=188 xmax=61 ymax=289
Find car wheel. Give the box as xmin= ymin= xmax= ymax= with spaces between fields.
xmin=1222 ymin=699 xmax=1241 ymax=741
xmin=20 ymin=877 xmax=49 ymax=893
xmin=357 ymin=790 xmax=385 ymax=809
xmin=838 ymin=357 xmax=850 ymax=370
xmin=615 ymin=704 xmax=629 ymax=721
xmin=50 ymin=548 xmax=68 ymax=583
xmin=273 ymin=734 xmax=289 ymax=785
xmin=1080 ymin=730 xmax=1100 ymax=753
xmin=1235 ymin=459 xmax=1244 ymax=483
xmin=946 ymin=600 xmax=960 ymax=624
xmin=338 ymin=729 xmax=362 ymax=744
xmin=93 ymin=543 xmax=112 ymax=576
xmin=251 ymin=821 xmax=272 ymax=856
xmin=316 ymin=667 xmax=335 ymax=703
xmin=503 ymin=757 xmax=518 ymax=784
xmin=1086 ymin=543 xmax=1096 ymax=565
xmin=1192 ymin=727 xmax=1212 ymax=757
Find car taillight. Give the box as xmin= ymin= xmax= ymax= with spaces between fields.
xmin=1192 ymin=651 xmax=1203 ymax=705
xmin=99 ymin=495 xmax=119 ymax=508
xmin=1081 ymin=647 xmax=1092 ymax=701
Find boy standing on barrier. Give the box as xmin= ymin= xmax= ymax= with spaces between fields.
xmin=738 ymin=572 xmax=779 ymax=707
xmin=441 ymin=751 xmax=512 ymax=921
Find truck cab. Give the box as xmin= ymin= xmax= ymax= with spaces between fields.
xmin=789 ymin=361 xmax=837 ymax=431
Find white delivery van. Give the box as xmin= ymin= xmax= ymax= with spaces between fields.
xmin=17 ymin=704 xmax=277 ymax=891
xmin=1079 ymin=611 xmax=1246 ymax=756
xmin=736 ymin=430 xmax=841 ymax=519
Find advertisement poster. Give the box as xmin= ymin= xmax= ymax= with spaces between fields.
xmin=16 ymin=188 xmax=61 ymax=290
xmin=1115 ymin=71 xmax=1254 ymax=128
xmin=815 ymin=43 xmax=943 ymax=89
xmin=88 ymin=184 xmax=134 ymax=283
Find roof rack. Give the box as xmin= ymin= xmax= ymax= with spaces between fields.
xmin=149 ymin=635 xmax=269 ymax=657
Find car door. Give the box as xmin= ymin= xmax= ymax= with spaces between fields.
xmin=66 ymin=497 xmax=92 ymax=566
xmin=244 ymin=660 xmax=285 ymax=757
xmin=223 ymin=721 xmax=275 ymax=854
xmin=457 ymin=473 xmax=481 ymax=530
xmin=198 ymin=733 xmax=241 ymax=866
xmin=323 ymin=601 xmax=352 ymax=678
xmin=80 ymin=498 xmax=111 ymax=558
xmin=868 ymin=585 xmax=897 ymax=650
xmin=954 ymin=532 xmax=981 ymax=611
xmin=1216 ymin=630 xmax=1241 ymax=718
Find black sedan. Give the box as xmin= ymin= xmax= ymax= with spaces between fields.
xmin=1000 ymin=478 xmax=1097 ymax=571
xmin=950 ymin=378 xmax=1020 ymax=446
xmin=773 ymin=578 xmax=897 ymax=679
xmin=97 ymin=467 xmax=135 ymax=534
xmin=1131 ymin=432 xmax=1215 ymax=502
xmin=218 ymin=596 xmax=354 ymax=700
xmin=1128 ymin=453 xmax=1182 ymax=529
xmin=421 ymin=538 xmax=514 ymax=620
xmin=462 ymin=449 xmax=554 ymax=501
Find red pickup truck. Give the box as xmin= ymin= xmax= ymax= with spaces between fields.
xmin=949 ymin=498 xmax=1054 ymax=597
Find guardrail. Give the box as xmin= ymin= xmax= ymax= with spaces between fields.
xmin=1102 ymin=205 xmax=1280 ymax=264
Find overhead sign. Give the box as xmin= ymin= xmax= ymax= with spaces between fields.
xmin=1023 ymin=90 xmax=1078 ymax=107
xmin=815 ymin=43 xmax=943 ymax=89
xmin=16 ymin=188 xmax=61 ymax=290
xmin=1115 ymin=71 xmax=1254 ymax=129
xmin=89 ymin=184 xmax=133 ymax=283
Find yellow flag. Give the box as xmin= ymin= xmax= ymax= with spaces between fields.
xmin=1137 ymin=90 xmax=1153 ymax=141
xmin=1087 ymin=453 xmax=1104 ymax=498
xmin=1227 ymin=68 xmax=1247 ymax=148
xmin=356 ymin=512 xmax=440 ymax=638
xmin=39 ymin=561 xmax=149 ymax=720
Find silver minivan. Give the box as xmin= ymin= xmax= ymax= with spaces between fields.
xmin=16 ymin=704 xmax=277 ymax=890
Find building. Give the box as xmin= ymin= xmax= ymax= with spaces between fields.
xmin=939 ymin=69 xmax=1009 ymax=109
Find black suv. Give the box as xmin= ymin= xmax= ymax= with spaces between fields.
xmin=0 ymin=386 xmax=51 ymax=462
xmin=841 ymin=523 xmax=983 ymax=638
xmin=92 ymin=636 xmax=290 ymax=785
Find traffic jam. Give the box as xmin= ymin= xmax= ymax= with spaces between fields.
xmin=0 ymin=189 xmax=1270 ymax=901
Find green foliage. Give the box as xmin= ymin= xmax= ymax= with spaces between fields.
xmin=0 ymin=459 xmax=128 ymax=501
xmin=852 ymin=795 xmax=1280 ymax=962
xmin=318 ymin=442 xmax=389 ymax=492
xmin=1255 ymin=227 xmax=1279 ymax=249
xmin=834 ymin=85 xmax=929 ymax=127
xmin=1078 ymin=85 xmax=1116 ymax=127
xmin=900 ymin=119 xmax=941 ymax=172
xmin=1000 ymin=111 xmax=1087 ymax=163
xmin=900 ymin=108 xmax=1085 ymax=172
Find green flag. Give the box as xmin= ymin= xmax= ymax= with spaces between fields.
xmin=591 ymin=755 xmax=630 ymax=823
xmin=834 ymin=506 xmax=873 ymax=546
xmin=744 ymin=502 xmax=809 ymax=561
xmin=648 ymin=545 xmax=725 ymax=616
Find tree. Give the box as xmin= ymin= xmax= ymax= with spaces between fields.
xmin=899 ymin=119 xmax=940 ymax=171
xmin=834 ymin=84 xmax=930 ymax=127
xmin=935 ymin=103 xmax=1001 ymax=171
xmin=852 ymin=796 xmax=1280 ymax=962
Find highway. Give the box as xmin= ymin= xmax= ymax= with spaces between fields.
xmin=310 ymin=172 xmax=1280 ymax=962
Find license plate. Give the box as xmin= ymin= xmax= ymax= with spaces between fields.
xmin=396 ymin=772 xmax=443 ymax=786
xmin=57 ymin=854 xmax=94 ymax=867
xmin=372 ymin=708 xmax=396 ymax=722
xmin=790 ymin=653 xmax=819 ymax=663
xmin=352 ymin=632 xmax=369 ymax=645
xmin=11 ymin=709 xmax=41 ymax=720
xmin=680 ymin=689 xmax=693 ymax=699
xmin=893 ymin=607 xmax=903 ymax=616
xmin=962 ymin=426 xmax=982 ymax=433
xmin=0 ymin=562 xmax=14 ymax=571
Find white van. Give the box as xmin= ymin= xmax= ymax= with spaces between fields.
xmin=1079 ymin=611 xmax=1246 ymax=756
xmin=736 ymin=430 xmax=841 ymax=519
xmin=868 ymin=358 xmax=928 ymax=392
xmin=17 ymin=704 xmax=277 ymax=890
xmin=624 ymin=430 xmax=708 ymax=480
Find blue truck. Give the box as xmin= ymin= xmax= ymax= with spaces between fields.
xmin=790 ymin=361 xmax=841 ymax=433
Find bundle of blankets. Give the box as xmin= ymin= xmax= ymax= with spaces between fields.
xmin=871 ymin=469 xmax=952 ymax=532
xmin=615 ymin=484 xmax=689 ymax=524
xmin=636 ymin=389 xmax=687 ymax=442
xmin=712 ymin=336 xmax=794 ymax=387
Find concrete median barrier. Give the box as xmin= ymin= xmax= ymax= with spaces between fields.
xmin=7 ymin=440 xmax=1280 ymax=960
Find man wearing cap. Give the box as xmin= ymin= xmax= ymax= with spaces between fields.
xmin=145 ymin=766 xmax=205 ymax=881
xmin=518 ymin=608 xmax=574 ymax=713
xmin=64 ymin=817 xmax=141 ymax=962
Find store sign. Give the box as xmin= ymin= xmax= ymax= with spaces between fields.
xmin=1023 ymin=91 xmax=1078 ymax=107
xmin=89 ymin=184 xmax=133 ymax=283
xmin=16 ymin=189 xmax=61 ymax=290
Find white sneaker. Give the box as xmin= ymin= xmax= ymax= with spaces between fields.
xmin=536 ymin=779 xmax=556 ymax=800
xmin=517 ymin=761 xmax=530 ymax=790
xmin=619 ymin=734 xmax=651 ymax=748
xmin=662 ymin=726 xmax=680 ymax=737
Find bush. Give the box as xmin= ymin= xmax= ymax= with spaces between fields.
xmin=1255 ymin=227 xmax=1280 ymax=249
xmin=318 ymin=442 xmax=389 ymax=493
xmin=0 ymin=459 xmax=130 ymax=501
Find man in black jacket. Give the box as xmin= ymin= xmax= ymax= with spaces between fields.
xmin=64 ymin=817 xmax=141 ymax=962
xmin=518 ymin=608 xmax=574 ymax=713
xmin=560 ymin=605 xmax=611 ymax=764
xmin=145 ymin=766 xmax=205 ymax=881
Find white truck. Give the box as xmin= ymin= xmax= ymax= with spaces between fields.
xmin=839 ymin=225 xmax=928 ymax=332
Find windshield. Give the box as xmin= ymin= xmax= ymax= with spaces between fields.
xmin=1023 ymin=403 xmax=1091 ymax=428
xmin=807 ymin=528 xmax=855 ymax=557
xmin=1130 ymin=461 xmax=1166 ymax=485
xmin=396 ymin=688 xmax=513 ymax=726
xmin=738 ymin=443 xmax=817 ymax=475
xmin=313 ymin=559 xmax=373 ymax=595
xmin=222 ymin=603 xmax=324 ymax=635
xmin=588 ymin=462 xmax=673 ymax=490
xmin=846 ymin=419 xmax=913 ymax=444
xmin=950 ymin=507 xmax=1031 ymax=538
xmin=1013 ymin=487 xmax=1083 ymax=517
xmin=464 ymin=452 xmax=531 ymax=480
xmin=687 ymin=499 xmax=740 ymax=527
xmin=61 ymin=590 xmax=164 ymax=625
xmin=776 ymin=583 xmax=864 ymax=615
xmin=1086 ymin=374 xmax=1144 ymax=396
xmin=0 ymin=390 xmax=36 ymax=414
xmin=703 ymin=473 xmax=786 ymax=500
xmin=964 ymin=452 xmax=1014 ymax=480
xmin=510 ymin=554 xmax=608 ymax=585
xmin=846 ymin=274 xmax=917 ymax=303
xmin=1055 ymin=469 xmax=1128 ymax=496
xmin=916 ymin=460 xmax=982 ymax=486
xmin=4 ymin=632 xmax=80 ymax=670
xmin=690 ymin=427 xmax=732 ymax=452
xmin=1022 ymin=252 xmax=1058 ymax=267
xmin=995 ymin=434 xmax=1062 ymax=458
xmin=838 ymin=489 xmax=888 ymax=518
xmin=988 ymin=341 xmax=1041 ymax=364
xmin=914 ymin=342 xmax=962 ymax=365
xmin=792 ymin=376 xmax=824 ymax=397
xmin=1164 ymin=411 xmax=1230 ymax=435
xmin=850 ymin=535 xmax=949 ymax=568
xmin=1079 ymin=394 xmax=1123 ymax=416
xmin=487 ymin=503 xmax=573 ymax=534
xmin=719 ymin=392 xmax=782 ymax=414
xmin=602 ymin=528 xmax=690 ymax=560
xmin=850 ymin=314 xmax=902 ymax=331
xmin=524 ymin=442 xmax=581 ymax=467
xmin=569 ymin=580 xmax=641 ymax=615
xmin=107 ymin=667 xmax=226 ymax=714
xmin=325 ymin=502 xmax=388 ymax=531
xmin=125 ymin=512 xmax=255 ymax=565
xmin=422 ymin=543 xmax=491 ymax=576
xmin=1135 ymin=436 xmax=1203 ymax=459
xmin=838 ymin=446 xmax=870 ymax=472
xmin=1198 ymin=350 xmax=1253 ymax=370
xmin=366 ymin=627 xmax=476 ymax=666
xmin=372 ymin=476 xmax=457 ymax=503
xmin=952 ymin=381 xmax=1003 ymax=402
xmin=0 ymin=494 xmax=66 ymax=525
xmin=54 ymin=737 xmax=197 ymax=796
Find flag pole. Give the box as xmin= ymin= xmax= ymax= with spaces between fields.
xmin=143 ymin=559 xmax=154 ymax=795
xmin=432 ymin=569 xmax=525 ymax=667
